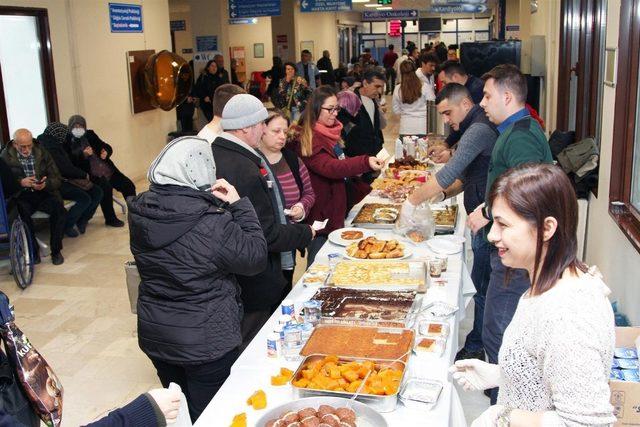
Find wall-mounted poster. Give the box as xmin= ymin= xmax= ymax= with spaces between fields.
xmin=254 ymin=43 xmax=264 ymax=58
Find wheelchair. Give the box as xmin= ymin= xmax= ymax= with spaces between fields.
xmin=0 ymin=184 xmax=35 ymax=289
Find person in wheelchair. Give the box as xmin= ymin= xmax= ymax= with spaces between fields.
xmin=65 ymin=114 xmax=136 ymax=228
xmin=38 ymin=122 xmax=103 ymax=237
xmin=1 ymin=129 xmax=65 ymax=265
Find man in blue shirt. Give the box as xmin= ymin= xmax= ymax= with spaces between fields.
xmin=406 ymin=83 xmax=498 ymax=363
xmin=296 ymin=50 xmax=320 ymax=90
xmin=467 ymin=64 xmax=553 ymax=403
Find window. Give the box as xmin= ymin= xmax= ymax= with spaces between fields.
xmin=609 ymin=0 xmax=640 ymax=252
xmin=0 ymin=6 xmax=58 ymax=145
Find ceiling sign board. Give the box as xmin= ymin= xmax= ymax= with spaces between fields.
xmin=228 ymin=0 xmax=280 ymax=18
xmin=428 ymin=4 xmax=489 ymax=13
xmin=431 ymin=0 xmax=487 ymax=4
xmin=109 ymin=3 xmax=143 ymax=33
xmin=300 ymin=0 xmax=352 ymax=12
xmin=362 ymin=9 xmax=418 ymax=21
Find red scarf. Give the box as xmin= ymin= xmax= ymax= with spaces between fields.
xmin=313 ymin=121 xmax=343 ymax=142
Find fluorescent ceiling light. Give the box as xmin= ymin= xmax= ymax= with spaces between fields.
xmin=376 ymin=6 xmax=393 ymax=9
xmin=364 ymin=3 xmax=379 ymax=7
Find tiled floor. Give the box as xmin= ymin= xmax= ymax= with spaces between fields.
xmin=0 ymin=96 xmax=489 ymax=426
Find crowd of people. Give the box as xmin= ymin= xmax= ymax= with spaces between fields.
xmin=1 ymin=116 xmax=136 ymax=265
xmin=0 ymin=40 xmax=617 ymax=426
xmin=125 ymin=40 xmax=616 ymax=425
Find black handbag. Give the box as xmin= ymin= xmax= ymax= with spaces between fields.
xmin=0 ymin=348 xmax=39 ymax=426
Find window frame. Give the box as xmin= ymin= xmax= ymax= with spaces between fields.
xmin=0 ymin=6 xmax=58 ymax=144
xmin=609 ymin=0 xmax=640 ymax=252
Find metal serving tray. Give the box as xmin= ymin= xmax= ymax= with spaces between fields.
xmin=433 ymin=204 xmax=458 ymax=234
xmin=351 ymin=203 xmax=402 ymax=229
xmin=290 ymin=354 xmax=407 ymax=413
xmin=327 ymin=259 xmax=427 ymax=292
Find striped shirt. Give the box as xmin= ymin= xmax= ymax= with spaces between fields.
xmin=270 ymin=155 xmax=315 ymax=217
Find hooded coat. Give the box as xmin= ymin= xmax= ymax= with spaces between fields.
xmin=127 ymin=137 xmax=268 ymax=364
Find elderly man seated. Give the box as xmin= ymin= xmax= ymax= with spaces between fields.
xmin=1 ymin=128 xmax=66 ymax=265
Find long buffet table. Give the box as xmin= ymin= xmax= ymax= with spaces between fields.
xmin=195 ymin=192 xmax=476 ymax=427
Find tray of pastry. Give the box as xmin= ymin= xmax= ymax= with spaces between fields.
xmin=327 ymin=260 xmax=426 ymax=292
xmin=300 ymin=324 xmax=415 ymax=362
xmin=290 ymin=354 xmax=407 ymax=413
xmin=310 ymin=287 xmax=420 ymax=327
xmin=351 ymin=203 xmax=402 ymax=229
xmin=432 ymin=204 xmax=458 ymax=233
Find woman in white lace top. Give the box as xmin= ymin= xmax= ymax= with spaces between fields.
xmin=450 ymin=163 xmax=616 ymax=426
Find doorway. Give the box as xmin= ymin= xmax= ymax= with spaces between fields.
xmin=556 ymin=0 xmax=607 ymax=142
xmin=0 ymin=6 xmax=58 ymax=146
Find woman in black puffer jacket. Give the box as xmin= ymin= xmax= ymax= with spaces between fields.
xmin=127 ymin=137 xmax=267 ymax=422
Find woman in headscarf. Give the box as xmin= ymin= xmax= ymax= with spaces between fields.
xmin=127 ymin=137 xmax=267 ymax=422
xmin=336 ymin=89 xmax=362 ymax=143
xmin=65 ymin=114 xmax=136 ymax=227
xmin=37 ymin=122 xmax=103 ymax=236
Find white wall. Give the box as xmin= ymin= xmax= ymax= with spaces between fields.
xmin=584 ymin=0 xmax=640 ymax=325
xmin=0 ymin=0 xmax=175 ymax=181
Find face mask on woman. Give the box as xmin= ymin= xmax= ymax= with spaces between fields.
xmin=71 ymin=128 xmax=85 ymax=138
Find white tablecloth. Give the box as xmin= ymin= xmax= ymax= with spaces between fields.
xmin=195 ymin=194 xmax=475 ymax=427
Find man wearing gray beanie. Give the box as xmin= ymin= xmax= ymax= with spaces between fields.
xmin=212 ymin=94 xmax=314 ymax=345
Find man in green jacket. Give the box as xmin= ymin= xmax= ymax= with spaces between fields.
xmin=465 ymin=64 xmax=553 ymax=403
xmin=1 ymin=128 xmax=66 ymax=265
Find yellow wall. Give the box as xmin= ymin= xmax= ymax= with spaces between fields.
xmin=227 ymin=17 xmax=274 ymax=75
xmin=169 ymin=9 xmax=193 ymax=61
xmin=583 ymin=0 xmax=640 ymax=325
xmin=0 ymin=0 xmax=175 ymax=181
xmin=294 ymin=6 xmax=339 ymax=65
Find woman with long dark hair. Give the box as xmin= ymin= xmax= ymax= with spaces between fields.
xmin=450 ymin=163 xmax=615 ymax=426
xmin=392 ymin=60 xmax=435 ymax=137
xmin=195 ymin=60 xmax=222 ymax=121
xmin=289 ymin=86 xmax=384 ymax=264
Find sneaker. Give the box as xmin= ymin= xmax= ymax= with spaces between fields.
xmin=51 ymin=253 xmax=64 ymax=265
xmin=105 ymin=218 xmax=125 ymax=228
xmin=454 ymin=347 xmax=485 ymax=362
xmin=64 ymin=227 xmax=79 ymax=238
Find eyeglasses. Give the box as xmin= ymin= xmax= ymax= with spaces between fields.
xmin=321 ymin=106 xmax=342 ymax=114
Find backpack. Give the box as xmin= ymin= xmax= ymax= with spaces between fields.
xmin=556 ymin=137 xmax=598 ymax=176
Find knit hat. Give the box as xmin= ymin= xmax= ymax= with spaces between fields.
xmin=68 ymin=115 xmax=87 ymax=129
xmin=220 ymin=94 xmax=268 ymax=130
xmin=148 ymin=137 xmax=216 ymax=191
xmin=43 ymin=122 xmax=69 ymax=144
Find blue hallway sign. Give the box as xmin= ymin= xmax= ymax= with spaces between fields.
xmin=300 ymin=0 xmax=352 ymax=13
xmin=428 ymin=4 xmax=489 ymax=13
xmin=196 ymin=36 xmax=218 ymax=52
xmin=109 ymin=3 xmax=143 ymax=33
xmin=228 ymin=0 xmax=281 ymax=18
xmin=362 ymin=9 xmax=418 ymax=21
